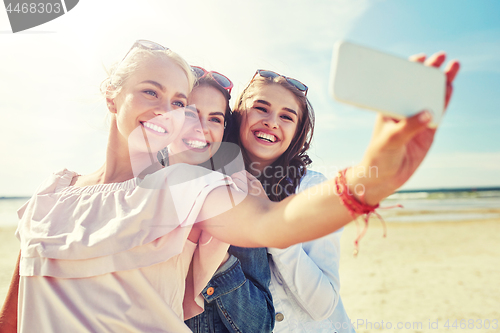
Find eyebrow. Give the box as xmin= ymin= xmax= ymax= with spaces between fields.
xmin=283 ymin=108 xmax=298 ymax=117
xmin=255 ymin=99 xmax=271 ymax=106
xmin=175 ymin=92 xmax=188 ymax=100
xmin=186 ymin=106 xmax=225 ymax=118
xmin=255 ymin=99 xmax=298 ymax=117
xmin=139 ymin=81 xmax=188 ymax=101
xmin=209 ymin=111 xmax=226 ymax=118
xmin=140 ymin=80 xmax=165 ymax=92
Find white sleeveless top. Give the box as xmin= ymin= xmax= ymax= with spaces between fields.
xmin=16 ymin=164 xmax=238 ymax=332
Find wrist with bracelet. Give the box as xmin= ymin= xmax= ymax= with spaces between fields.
xmin=335 ymin=168 xmax=401 ymax=256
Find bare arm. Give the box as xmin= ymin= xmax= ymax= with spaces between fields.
xmin=0 ymin=251 xmax=20 ymax=333
xmin=198 ymin=53 xmax=459 ymax=249
xmin=197 ymin=177 xmax=354 ymax=248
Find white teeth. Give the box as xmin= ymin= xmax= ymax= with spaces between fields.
xmin=255 ymin=131 xmax=276 ymax=143
xmin=184 ymin=139 xmax=208 ymax=149
xmin=143 ymin=122 xmax=166 ymax=134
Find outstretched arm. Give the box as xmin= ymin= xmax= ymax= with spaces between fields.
xmin=198 ymin=176 xmax=353 ymax=248
xmin=198 ymin=52 xmax=459 ymax=249
xmin=0 ymin=252 xmax=20 ymax=333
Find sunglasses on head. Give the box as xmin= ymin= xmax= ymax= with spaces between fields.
xmin=121 ymin=40 xmax=168 ymax=61
xmin=191 ymin=66 xmax=233 ymax=94
xmin=111 ymin=40 xmax=169 ymax=86
xmin=252 ymin=69 xmax=308 ymax=96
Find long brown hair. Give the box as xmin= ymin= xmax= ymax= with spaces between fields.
xmin=230 ymin=75 xmax=315 ymax=201
xmin=193 ymin=76 xmax=233 ymax=140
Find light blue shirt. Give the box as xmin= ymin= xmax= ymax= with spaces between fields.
xmin=268 ymin=170 xmax=355 ymax=333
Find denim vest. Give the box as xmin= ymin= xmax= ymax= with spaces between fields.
xmin=185 ymin=246 xmax=275 ymax=333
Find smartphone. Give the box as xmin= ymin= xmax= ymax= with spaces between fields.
xmin=329 ymin=41 xmax=446 ymax=127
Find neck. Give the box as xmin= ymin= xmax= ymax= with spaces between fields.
xmin=101 ymin=125 xmax=135 ymax=183
xmin=247 ymin=159 xmax=274 ymax=177
xmin=95 ymin=121 xmax=163 ymax=185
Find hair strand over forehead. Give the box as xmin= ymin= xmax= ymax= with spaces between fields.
xmin=230 ymin=75 xmax=315 ymax=202
xmin=100 ymin=47 xmax=195 ymax=99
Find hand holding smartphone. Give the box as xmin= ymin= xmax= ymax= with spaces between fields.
xmin=329 ymin=41 xmax=446 ymax=128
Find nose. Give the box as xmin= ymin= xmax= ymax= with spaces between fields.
xmin=195 ymin=118 xmax=210 ymax=135
xmin=263 ymin=112 xmax=279 ymax=129
xmin=154 ymin=103 xmax=173 ymax=116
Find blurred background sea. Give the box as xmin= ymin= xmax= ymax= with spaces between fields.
xmin=1 ymin=187 xmax=500 ymax=227
xmin=382 ymin=187 xmax=500 ymax=223
xmin=0 ymin=197 xmax=29 ymax=228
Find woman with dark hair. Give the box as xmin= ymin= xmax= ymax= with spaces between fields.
xmin=228 ymin=70 xmax=354 ymax=332
xmin=160 ymin=67 xmax=234 ymax=167
xmin=184 ymin=68 xmax=347 ymax=333
xmin=175 ymin=70 xmax=276 ymax=333
xmin=183 ymin=68 xmax=346 ymax=333
xmin=190 ymin=53 xmax=459 ymax=332
xmin=230 ymin=70 xmax=315 ymax=201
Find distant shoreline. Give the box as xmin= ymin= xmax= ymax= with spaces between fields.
xmin=2 ymin=187 xmax=500 ymax=200
xmin=396 ymin=186 xmax=500 ymax=193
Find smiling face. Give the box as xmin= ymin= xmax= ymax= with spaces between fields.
xmin=108 ymin=55 xmax=190 ymax=154
xmin=238 ymin=84 xmax=301 ymax=170
xmin=168 ymin=84 xmax=227 ymax=165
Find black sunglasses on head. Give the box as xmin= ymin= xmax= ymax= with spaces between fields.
xmin=252 ymin=69 xmax=308 ymax=95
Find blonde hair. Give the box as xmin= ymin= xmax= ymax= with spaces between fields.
xmin=100 ymin=47 xmax=195 ymax=99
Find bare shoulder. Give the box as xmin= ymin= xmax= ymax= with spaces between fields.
xmin=197 ymin=185 xmax=247 ymax=223
xmin=197 ymin=183 xmax=271 ymax=224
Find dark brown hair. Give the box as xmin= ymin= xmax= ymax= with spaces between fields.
xmin=229 ymin=75 xmax=315 ymax=201
xmin=193 ymin=76 xmax=233 ymax=140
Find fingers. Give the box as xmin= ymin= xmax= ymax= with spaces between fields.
xmin=240 ymin=171 xmax=268 ymax=198
xmin=391 ymin=111 xmax=434 ymax=145
xmin=443 ymin=60 xmax=460 ymax=109
xmin=244 ymin=171 xmax=259 ymax=182
xmin=444 ymin=60 xmax=460 ymax=84
xmin=409 ymin=53 xmax=426 ymax=63
xmin=230 ymin=171 xmax=245 ymax=181
xmin=231 ymin=171 xmax=266 ymax=197
xmin=372 ymin=113 xmax=402 ymax=137
xmin=410 ymin=51 xmax=450 ymax=69
xmin=424 ymin=51 xmax=446 ymax=67
xmin=231 ymin=171 xmax=248 ymax=193
xmin=410 ymin=51 xmax=460 ymax=111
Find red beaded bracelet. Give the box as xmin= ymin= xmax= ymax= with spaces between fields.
xmin=335 ymin=168 xmax=400 ymax=256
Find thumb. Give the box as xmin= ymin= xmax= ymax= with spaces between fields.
xmin=392 ymin=111 xmax=433 ymax=145
xmin=245 ymin=171 xmax=259 ymax=182
xmin=231 ymin=170 xmax=246 ymax=180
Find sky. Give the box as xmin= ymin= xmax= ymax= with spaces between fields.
xmin=0 ymin=0 xmax=499 ymax=196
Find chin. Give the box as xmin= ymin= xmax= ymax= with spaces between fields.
xmin=254 ymin=150 xmax=282 ymax=162
xmin=180 ymin=152 xmax=212 ymax=166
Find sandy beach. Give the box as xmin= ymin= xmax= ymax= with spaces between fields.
xmin=1 ymin=217 xmax=499 ymax=332
xmin=339 ymin=218 xmax=500 ymax=333
xmin=0 ymin=226 xmax=19 ymax=307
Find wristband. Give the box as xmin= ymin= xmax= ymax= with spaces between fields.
xmin=335 ymin=168 xmax=401 ymax=256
